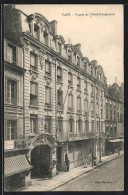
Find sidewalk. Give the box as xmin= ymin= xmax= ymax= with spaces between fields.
xmin=21 ymin=151 xmax=124 ymax=191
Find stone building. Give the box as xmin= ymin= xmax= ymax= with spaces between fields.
xmin=4 ymin=5 xmax=111 ymax=185
xmin=105 ymin=83 xmax=124 ymax=154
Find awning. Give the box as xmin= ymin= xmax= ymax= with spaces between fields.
xmin=4 ymin=154 xmax=32 ymax=177
xmin=108 ymin=139 xmax=123 ymax=143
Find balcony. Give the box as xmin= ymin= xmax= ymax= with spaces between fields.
xmin=68 ymin=131 xmax=96 ymax=141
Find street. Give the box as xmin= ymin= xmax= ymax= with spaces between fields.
xmin=53 ymin=155 xmax=124 ymax=191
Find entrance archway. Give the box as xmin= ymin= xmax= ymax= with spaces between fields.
xmin=31 ymin=145 xmax=51 ymax=178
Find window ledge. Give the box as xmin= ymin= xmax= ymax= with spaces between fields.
xmin=4 ymin=104 xmax=23 ymax=109
xmin=44 ymin=75 xmax=52 ymax=80
xmin=67 ymin=111 xmax=75 ymax=114
xmin=29 ymin=105 xmax=39 ymax=109
xmin=68 ymin=85 xmax=73 ymax=89
xmin=57 ymin=80 xmax=63 ymax=85
xmin=44 ymin=107 xmax=52 ymax=111
xmin=29 ymin=68 xmax=39 ymax=75
xmin=76 ymin=89 xmax=81 ymax=92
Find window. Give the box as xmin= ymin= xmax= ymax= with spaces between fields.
xmin=84 ymin=100 xmax=88 ymax=113
xmin=68 ymin=94 xmax=73 ymax=112
xmin=6 ymin=79 xmax=17 ymax=105
xmin=85 ymin=120 xmax=89 ymax=132
xmin=68 ymin=72 xmax=73 ymax=86
xmin=84 ymin=63 xmax=87 ymax=72
xmin=45 ymin=60 xmax=51 ymax=77
xmin=106 ymin=102 xmax=108 ymax=108
xmin=45 ymin=116 xmax=52 ymax=134
xmin=77 ymin=56 xmax=80 ymax=67
xmin=69 ymin=118 xmax=74 ymax=132
xmin=30 ymin=53 xmax=37 ymax=71
xmin=7 ymin=43 xmax=16 ymax=64
xmin=114 ymin=111 xmax=116 ymax=120
xmin=77 ymin=77 xmax=81 ymax=90
xmin=78 ymin=119 xmax=82 ymax=132
xmin=106 ymin=110 xmax=108 ymax=119
xmin=96 ymin=104 xmax=99 ymax=115
xmin=34 ymin=24 xmax=39 ymax=40
xmin=101 ymin=122 xmax=103 ymax=132
xmin=57 ymin=66 xmax=62 ymax=81
xmin=96 ymin=87 xmax=98 ymax=99
xmin=91 ymin=84 xmax=94 ymax=96
xmin=45 ymin=87 xmax=51 ymax=108
xmin=68 ymin=50 xmax=72 ymax=62
xmin=91 ymin=102 xmax=94 ymax=116
xmin=57 ymin=90 xmax=63 ymax=110
xmin=30 ymin=115 xmax=37 ymax=134
xmin=101 ymin=109 xmax=103 ymax=118
xmin=43 ymin=31 xmax=48 ymax=45
xmin=84 ymin=81 xmax=87 ymax=92
xmin=110 ymin=110 xmax=112 ymax=120
xmin=58 ymin=42 xmax=61 ymax=54
xmin=91 ymin=67 xmax=93 ymax=76
xmin=30 ymin=82 xmax=38 ymax=106
xmin=77 ymin=97 xmax=81 ymax=113
xmin=5 ymin=120 xmax=17 ymax=140
xmin=91 ymin=120 xmax=94 ymax=132
xmin=58 ymin=117 xmax=63 ymax=132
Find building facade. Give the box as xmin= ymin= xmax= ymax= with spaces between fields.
xmin=4 ymin=5 xmax=124 ymax=188
xmin=105 ymin=83 xmax=124 ymax=154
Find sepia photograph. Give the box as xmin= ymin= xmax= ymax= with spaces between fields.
xmin=3 ymin=4 xmax=124 ymax=191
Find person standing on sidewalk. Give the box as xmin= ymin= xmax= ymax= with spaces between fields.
xmin=84 ymin=155 xmax=87 ymax=168
xmin=66 ymin=157 xmax=70 ymax=171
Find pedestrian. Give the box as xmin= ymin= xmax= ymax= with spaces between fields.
xmin=66 ymin=157 xmax=70 ymax=171
xmin=48 ymin=163 xmax=52 ymax=179
xmin=84 ymin=155 xmax=87 ymax=168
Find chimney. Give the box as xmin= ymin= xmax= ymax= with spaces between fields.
xmin=50 ymin=20 xmax=57 ymax=35
xmin=74 ymin=44 xmax=81 ymax=52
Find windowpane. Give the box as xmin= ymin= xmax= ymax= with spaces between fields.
xmin=6 ymin=79 xmax=17 ymax=105
xmin=45 ymin=60 xmax=51 ymax=76
xmin=45 ymin=87 xmax=51 ymax=107
xmin=30 ymin=115 xmax=37 ymax=134
xmin=68 ymin=73 xmax=72 ymax=86
xmin=6 ymin=120 xmax=17 ymax=140
xmin=30 ymin=53 xmax=36 ymax=67
xmin=7 ymin=44 xmax=16 ymax=63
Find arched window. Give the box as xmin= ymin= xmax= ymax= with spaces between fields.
xmin=78 ymin=119 xmax=82 ymax=132
xmin=69 ymin=118 xmax=74 ymax=132
xmin=57 ymin=66 xmax=62 ymax=81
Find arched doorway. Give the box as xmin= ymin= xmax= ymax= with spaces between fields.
xmin=31 ymin=145 xmax=51 ymax=178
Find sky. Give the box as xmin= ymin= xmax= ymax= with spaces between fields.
xmin=16 ymin=4 xmax=124 ymax=85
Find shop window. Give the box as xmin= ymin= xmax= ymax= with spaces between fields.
xmin=69 ymin=118 xmax=74 ymax=132
xmin=68 ymin=72 xmax=73 ymax=86
xmin=68 ymin=94 xmax=74 ymax=112
xmin=5 ymin=120 xmax=17 ymax=140
xmin=30 ymin=115 xmax=38 ymax=134
xmin=30 ymin=53 xmax=37 ymax=71
xmin=7 ymin=43 xmax=16 ymax=64
xmin=57 ymin=66 xmax=62 ymax=81
xmin=6 ymin=79 xmax=17 ymax=105
xmin=45 ymin=60 xmax=51 ymax=77
xmin=57 ymin=90 xmax=63 ymax=110
xmin=30 ymin=82 xmax=38 ymax=106
xmin=45 ymin=116 xmax=52 ymax=134
xmin=58 ymin=117 xmax=63 ymax=132
xmin=45 ymin=87 xmax=51 ymax=108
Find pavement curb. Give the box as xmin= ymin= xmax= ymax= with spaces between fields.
xmin=51 ymin=154 xmax=123 ymax=191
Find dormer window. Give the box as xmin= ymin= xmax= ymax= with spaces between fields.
xmin=84 ymin=63 xmax=87 ymax=72
xmin=34 ymin=24 xmax=39 ymax=40
xmin=91 ymin=67 xmax=93 ymax=76
xmin=68 ymin=50 xmax=72 ymax=62
xmin=7 ymin=43 xmax=16 ymax=64
xmin=77 ymin=56 xmax=80 ymax=67
xmin=58 ymin=42 xmax=61 ymax=54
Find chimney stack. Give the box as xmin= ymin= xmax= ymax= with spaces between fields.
xmin=50 ymin=20 xmax=57 ymax=35
xmin=74 ymin=44 xmax=81 ymax=52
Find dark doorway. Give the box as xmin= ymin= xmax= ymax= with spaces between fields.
xmin=57 ymin=147 xmax=62 ymax=171
xmin=31 ymin=145 xmax=50 ymax=178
